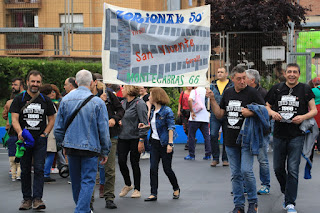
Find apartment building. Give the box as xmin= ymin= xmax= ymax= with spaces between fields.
xmin=299 ymin=0 xmax=320 ymax=27
xmin=0 ymin=0 xmax=204 ymax=56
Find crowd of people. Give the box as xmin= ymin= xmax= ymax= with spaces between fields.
xmin=1 ymin=63 xmax=319 ymax=213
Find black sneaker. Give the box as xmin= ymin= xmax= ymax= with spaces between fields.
xmin=90 ymin=203 xmax=94 ymax=211
xmin=230 ymin=207 xmax=245 ymax=213
xmin=247 ymin=203 xmax=258 ymax=213
xmin=184 ymin=144 xmax=189 ymax=150
xmin=105 ymin=200 xmax=117 ymax=209
xmin=44 ymin=177 xmax=56 ymax=182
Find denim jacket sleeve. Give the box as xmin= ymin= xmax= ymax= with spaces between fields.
xmin=166 ymin=106 xmax=176 ymax=131
xmin=53 ymin=101 xmax=66 ymax=148
xmin=96 ymin=102 xmax=111 ymax=156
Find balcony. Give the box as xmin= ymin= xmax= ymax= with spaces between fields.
xmin=5 ymin=0 xmax=41 ymax=9
xmin=6 ymin=34 xmax=43 ymax=54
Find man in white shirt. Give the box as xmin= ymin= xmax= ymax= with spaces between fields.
xmin=184 ymin=87 xmax=211 ymax=160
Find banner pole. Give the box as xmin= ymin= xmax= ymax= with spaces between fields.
xmin=207 ymin=60 xmax=210 ymax=110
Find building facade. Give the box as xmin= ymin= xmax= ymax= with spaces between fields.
xmin=0 ymin=0 xmax=204 ymax=56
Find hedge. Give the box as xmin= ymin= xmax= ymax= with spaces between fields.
xmin=0 ymin=57 xmax=181 ymax=116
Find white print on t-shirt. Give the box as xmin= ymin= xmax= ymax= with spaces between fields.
xmin=23 ymin=103 xmax=44 ymax=130
xmin=226 ymin=100 xmax=242 ymax=128
xmin=278 ymin=95 xmax=299 ymax=122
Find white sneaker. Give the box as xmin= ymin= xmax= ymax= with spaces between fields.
xmin=131 ymin=189 xmax=141 ymax=198
xmin=140 ymin=152 xmax=150 ymax=159
xmin=285 ymin=204 xmax=297 ymax=213
xmin=12 ymin=178 xmax=16 ymax=182
xmin=51 ymin=168 xmax=59 ymax=174
xmin=16 ymin=176 xmax=21 ymax=180
xmin=119 ymin=185 xmax=133 ymax=197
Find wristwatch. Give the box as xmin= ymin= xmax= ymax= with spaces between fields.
xmin=168 ymin=143 xmax=174 ymax=147
xmin=43 ymin=132 xmax=49 ymax=137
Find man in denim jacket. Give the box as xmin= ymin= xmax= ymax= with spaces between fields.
xmin=54 ymin=69 xmax=111 ymax=213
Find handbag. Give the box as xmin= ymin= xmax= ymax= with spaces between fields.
xmin=192 ymin=89 xmax=204 ymax=113
xmin=176 ymin=115 xmax=182 ymax=125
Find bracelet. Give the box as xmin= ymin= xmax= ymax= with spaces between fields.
xmin=139 ymin=139 xmax=144 ymax=142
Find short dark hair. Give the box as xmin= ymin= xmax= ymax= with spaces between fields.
xmin=68 ymin=77 xmax=78 ymax=88
xmin=12 ymin=77 xmax=25 ymax=88
xmin=40 ymin=84 xmax=53 ymax=95
xmin=230 ymin=66 xmax=245 ymax=77
xmin=27 ymin=70 xmax=43 ymax=81
xmin=286 ymin=63 xmax=300 ymax=73
xmin=93 ymin=73 xmax=103 ymax=82
xmin=218 ymin=67 xmax=228 ymax=73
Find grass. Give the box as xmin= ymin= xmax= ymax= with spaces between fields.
xmin=0 ymin=98 xmax=7 ymax=127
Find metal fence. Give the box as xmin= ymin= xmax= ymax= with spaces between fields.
xmin=1 ymin=0 xmax=320 ymax=82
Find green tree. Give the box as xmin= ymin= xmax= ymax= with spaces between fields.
xmin=206 ymin=0 xmax=310 ymax=76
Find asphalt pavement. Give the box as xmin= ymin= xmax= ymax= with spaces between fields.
xmin=0 ymin=144 xmax=319 ymax=213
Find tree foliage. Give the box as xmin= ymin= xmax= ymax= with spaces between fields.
xmin=205 ymin=0 xmax=310 ymax=76
xmin=206 ymin=0 xmax=310 ymax=32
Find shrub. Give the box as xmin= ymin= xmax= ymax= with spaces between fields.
xmin=0 ymin=57 xmax=102 ymax=99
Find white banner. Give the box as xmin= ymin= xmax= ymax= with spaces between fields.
xmin=102 ymin=4 xmax=211 ymax=87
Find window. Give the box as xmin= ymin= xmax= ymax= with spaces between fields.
xmin=60 ymin=14 xmax=83 ymax=28
xmin=10 ymin=10 xmax=38 ymax=27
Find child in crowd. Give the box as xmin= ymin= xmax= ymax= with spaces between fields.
xmin=7 ymin=136 xmax=21 ymax=181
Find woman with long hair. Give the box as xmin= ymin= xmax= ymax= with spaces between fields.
xmin=140 ymin=87 xmax=180 ymax=201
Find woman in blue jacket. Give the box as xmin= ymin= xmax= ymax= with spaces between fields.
xmin=139 ymin=87 xmax=180 ymax=201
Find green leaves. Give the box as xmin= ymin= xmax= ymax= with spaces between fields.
xmin=0 ymin=57 xmax=102 ymax=99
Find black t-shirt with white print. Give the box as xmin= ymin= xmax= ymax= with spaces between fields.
xmin=9 ymin=91 xmax=56 ymax=139
xmin=265 ymin=82 xmax=315 ymax=139
xmin=220 ymin=86 xmax=265 ymax=147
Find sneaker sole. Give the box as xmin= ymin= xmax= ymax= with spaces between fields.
xmin=257 ymin=192 xmax=270 ymax=195
xmin=19 ymin=207 xmax=32 ymax=210
xmin=33 ymin=205 xmax=46 ymax=210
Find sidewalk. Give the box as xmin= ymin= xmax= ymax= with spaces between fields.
xmin=0 ymin=144 xmax=319 ymax=213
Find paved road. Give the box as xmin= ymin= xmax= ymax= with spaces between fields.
xmin=0 ymin=144 xmax=319 ymax=213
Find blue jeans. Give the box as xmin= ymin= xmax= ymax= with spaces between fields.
xmin=188 ymin=121 xmax=211 ymax=157
xmin=44 ymin=152 xmax=55 ymax=178
xmin=149 ymin=139 xmax=179 ymax=196
xmin=273 ymin=136 xmax=304 ymax=206
xmin=226 ymin=146 xmax=258 ymax=208
xmin=99 ymin=162 xmax=105 ymax=185
xmin=257 ymin=137 xmax=270 ymax=187
xmin=210 ymin=115 xmax=228 ymax=162
xmin=68 ymin=155 xmax=98 ymax=213
xmin=20 ymin=136 xmax=47 ymax=200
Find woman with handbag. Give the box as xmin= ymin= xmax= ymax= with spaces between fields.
xmin=139 ymin=87 xmax=180 ymax=201
xmin=177 ymin=87 xmax=192 ymax=150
